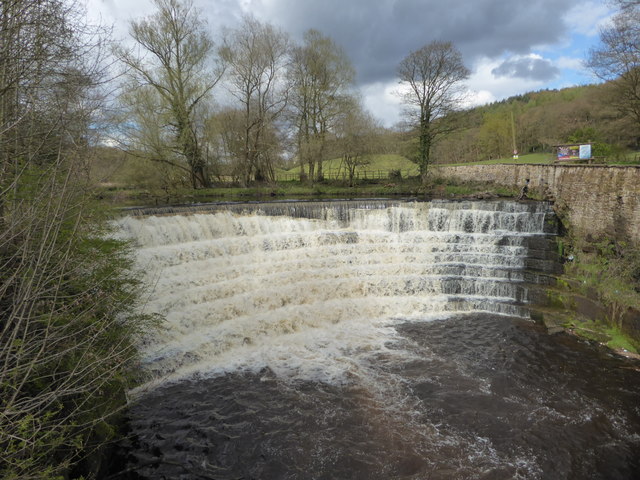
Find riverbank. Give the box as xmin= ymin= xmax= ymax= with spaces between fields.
xmin=94 ymin=177 xmax=519 ymax=207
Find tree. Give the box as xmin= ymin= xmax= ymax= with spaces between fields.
xmin=478 ymin=109 xmax=512 ymax=159
xmin=1 ymin=1 xmax=147 ymax=478
xmin=397 ymin=41 xmax=469 ymax=182
xmin=115 ymin=0 xmax=224 ymax=189
xmin=289 ymin=29 xmax=355 ymax=182
xmin=587 ymin=1 xmax=640 ymax=136
xmin=335 ymin=101 xmax=379 ymax=186
xmin=221 ymin=16 xmax=290 ymax=184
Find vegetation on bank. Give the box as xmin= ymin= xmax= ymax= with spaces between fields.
xmin=0 ymin=1 xmax=150 ymax=478
xmin=551 ymin=228 xmax=640 ymax=355
xmin=1 ymin=190 xmax=151 ymax=480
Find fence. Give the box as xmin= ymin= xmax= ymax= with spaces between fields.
xmin=275 ymin=169 xmax=418 ymax=182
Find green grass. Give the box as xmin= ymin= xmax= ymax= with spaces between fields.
xmin=442 ymin=153 xmax=555 ymax=166
xmin=280 ymin=154 xmax=419 ymax=179
xmin=568 ymin=319 xmax=639 ymax=354
xmin=606 ymin=326 xmax=639 ymax=353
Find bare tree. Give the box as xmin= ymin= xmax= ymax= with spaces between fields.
xmin=220 ymin=16 xmax=290 ymax=184
xmin=335 ymin=101 xmax=380 ymax=186
xmin=115 ymin=0 xmax=225 ymax=189
xmin=587 ymin=2 xmax=640 ymax=135
xmin=1 ymin=1 xmax=147 ymax=479
xmin=397 ymin=41 xmax=469 ymax=182
xmin=289 ymin=29 xmax=355 ymax=182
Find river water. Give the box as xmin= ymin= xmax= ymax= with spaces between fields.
xmin=112 ymin=200 xmax=640 ymax=480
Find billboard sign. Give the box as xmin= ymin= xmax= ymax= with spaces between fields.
xmin=579 ymin=144 xmax=592 ymax=159
xmin=557 ymin=144 xmax=592 ymax=161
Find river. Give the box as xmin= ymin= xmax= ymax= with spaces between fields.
xmin=111 ymin=200 xmax=640 ymax=480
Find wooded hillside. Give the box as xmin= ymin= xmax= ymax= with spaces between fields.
xmin=428 ymin=83 xmax=637 ymax=165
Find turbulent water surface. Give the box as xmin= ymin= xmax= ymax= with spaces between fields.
xmin=113 ymin=200 xmax=640 ymax=480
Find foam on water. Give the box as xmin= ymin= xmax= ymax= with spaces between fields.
xmin=114 ymin=200 xmax=550 ymax=392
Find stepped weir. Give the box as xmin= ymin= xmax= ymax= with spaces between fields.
xmin=111 ymin=199 xmax=640 ymax=480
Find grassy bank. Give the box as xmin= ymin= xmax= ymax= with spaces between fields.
xmin=95 ymin=175 xmax=523 ymax=207
xmin=545 ymin=234 xmax=640 ymax=356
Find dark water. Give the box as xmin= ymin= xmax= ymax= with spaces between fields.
xmin=115 ymin=314 xmax=640 ymax=480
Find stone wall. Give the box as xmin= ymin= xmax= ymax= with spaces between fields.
xmin=436 ymin=164 xmax=640 ymax=244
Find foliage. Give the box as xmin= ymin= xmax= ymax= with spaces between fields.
xmin=220 ymin=15 xmax=291 ymax=185
xmin=1 ymin=161 xmax=151 ymax=480
xmin=562 ymin=237 xmax=640 ymax=315
xmin=397 ymin=41 xmax=470 ymax=181
xmin=289 ymin=29 xmax=357 ymax=182
xmin=114 ymin=0 xmax=225 ymax=189
xmin=333 ymin=101 xmax=381 ymax=186
xmin=0 ymin=1 xmax=149 ymax=477
xmin=436 ymin=84 xmax=638 ymax=163
xmin=587 ymin=1 xmax=640 ymax=133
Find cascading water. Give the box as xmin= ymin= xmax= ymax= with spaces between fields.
xmin=112 ymin=200 xmax=640 ymax=480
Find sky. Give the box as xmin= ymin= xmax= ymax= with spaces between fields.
xmin=84 ymin=0 xmax=614 ymax=127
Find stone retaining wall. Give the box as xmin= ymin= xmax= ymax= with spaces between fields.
xmin=436 ymin=164 xmax=640 ymax=244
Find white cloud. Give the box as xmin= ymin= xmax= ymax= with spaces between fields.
xmin=564 ymin=0 xmax=613 ymax=37
xmin=464 ymin=90 xmax=496 ymax=109
xmin=556 ymin=55 xmax=586 ymax=72
xmin=361 ymin=82 xmax=403 ymax=128
xmin=84 ymin=0 xmax=154 ymax=40
xmin=466 ymin=57 xmax=548 ymax=103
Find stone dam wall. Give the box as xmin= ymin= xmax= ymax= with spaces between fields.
xmin=436 ymin=164 xmax=640 ymax=245
xmin=434 ymin=164 xmax=640 ymax=345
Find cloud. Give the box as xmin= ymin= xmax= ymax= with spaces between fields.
xmin=361 ymin=81 xmax=404 ymax=127
xmin=245 ymin=0 xmax=586 ymax=85
xmin=467 ymin=57 xmax=548 ymax=103
xmin=563 ymin=0 xmax=613 ymax=37
xmin=491 ymin=55 xmax=561 ymax=81
xmin=86 ymin=0 xmax=613 ymax=125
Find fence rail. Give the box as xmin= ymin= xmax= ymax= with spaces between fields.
xmin=275 ymin=169 xmax=418 ymax=182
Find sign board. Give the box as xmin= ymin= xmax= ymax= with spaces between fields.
xmin=556 ymin=144 xmax=592 ymax=161
xmin=579 ymin=144 xmax=591 ymax=159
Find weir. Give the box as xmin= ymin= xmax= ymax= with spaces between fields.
xmin=115 ymin=199 xmax=559 ymax=388
xmin=112 ymin=199 xmax=640 ymax=480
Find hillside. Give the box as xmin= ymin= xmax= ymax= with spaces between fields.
xmin=430 ymin=83 xmax=637 ymax=164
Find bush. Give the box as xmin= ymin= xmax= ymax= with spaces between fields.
xmin=0 ymin=167 xmax=151 ymax=479
xmin=388 ymin=169 xmax=402 ymax=180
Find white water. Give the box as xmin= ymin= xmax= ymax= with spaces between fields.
xmin=114 ymin=200 xmax=549 ymax=391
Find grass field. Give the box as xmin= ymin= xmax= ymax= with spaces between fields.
xmin=279 ymin=153 xmax=556 ymax=180
xmin=278 ymin=154 xmax=420 ymax=180
xmin=280 ymin=151 xmax=640 ymax=180
xmin=442 ymin=153 xmax=555 ymax=166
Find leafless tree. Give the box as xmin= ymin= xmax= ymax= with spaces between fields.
xmin=115 ymin=0 xmax=225 ymax=189
xmin=289 ymin=29 xmax=355 ymax=182
xmin=334 ymin=100 xmax=380 ymax=186
xmin=587 ymin=2 xmax=640 ymax=134
xmin=397 ymin=41 xmax=469 ymax=182
xmin=0 ymin=1 xmax=147 ymax=478
xmin=221 ymin=16 xmax=291 ymax=184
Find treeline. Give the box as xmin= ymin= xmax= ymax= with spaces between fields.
xmin=103 ymin=0 xmax=640 ymax=192
xmin=112 ymin=0 xmax=383 ymax=188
